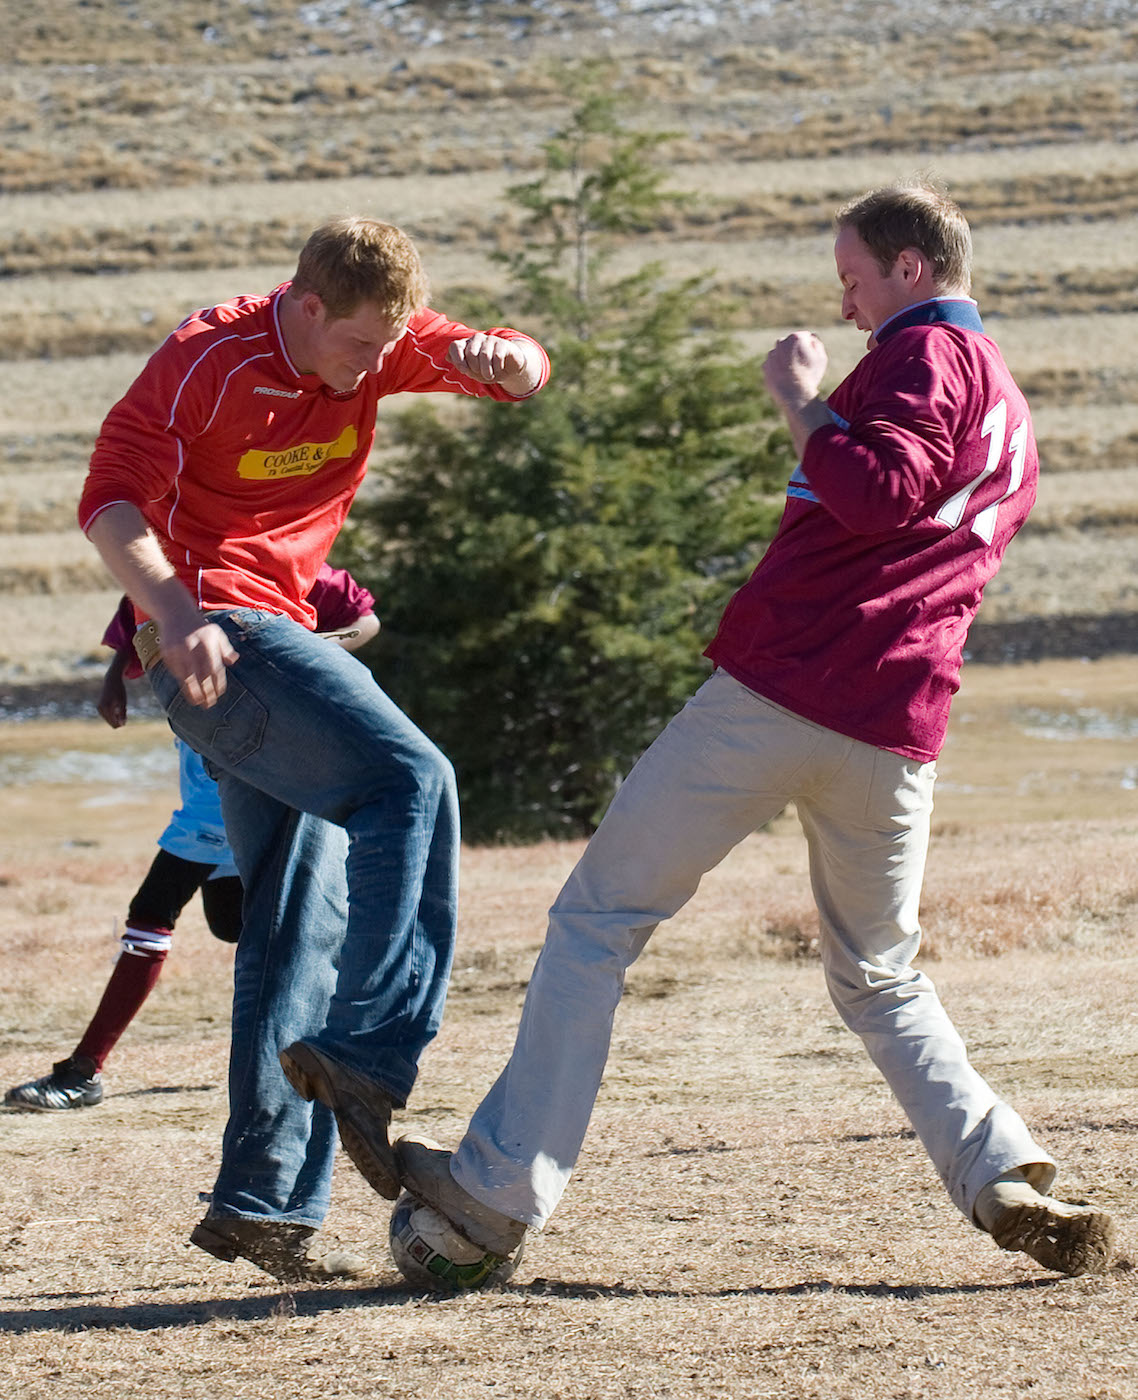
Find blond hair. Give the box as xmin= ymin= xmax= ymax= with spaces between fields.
xmin=836 ymin=182 xmax=972 ymax=293
xmin=290 ymin=217 xmax=430 ymax=322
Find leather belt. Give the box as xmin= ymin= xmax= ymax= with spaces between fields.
xmin=132 ymin=618 xmax=358 ymax=672
xmin=132 ymin=620 xmax=163 ymax=672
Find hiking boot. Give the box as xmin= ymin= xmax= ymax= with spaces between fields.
xmin=395 ymin=1135 xmax=527 ymax=1256
xmin=279 ymin=1040 xmax=399 ymax=1200
xmin=975 ymin=1172 xmax=1115 ymax=1277
xmin=190 ymin=1214 xmax=369 ymax=1284
xmin=4 ymin=1056 xmax=103 ymax=1111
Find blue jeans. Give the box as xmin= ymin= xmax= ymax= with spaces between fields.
xmin=149 ymin=609 xmax=459 ymax=1226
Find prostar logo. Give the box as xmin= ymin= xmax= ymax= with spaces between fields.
xmin=254 ymin=385 xmax=303 ymax=399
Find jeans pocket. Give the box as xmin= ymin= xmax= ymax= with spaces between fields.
xmin=166 ymin=671 xmax=268 ymax=769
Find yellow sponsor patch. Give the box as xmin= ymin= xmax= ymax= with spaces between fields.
xmin=238 ymin=425 xmax=358 ymax=479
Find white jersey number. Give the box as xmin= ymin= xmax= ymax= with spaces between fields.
xmin=934 ymin=399 xmax=1028 ymax=544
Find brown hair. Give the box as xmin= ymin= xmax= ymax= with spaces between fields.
xmin=290 ymin=217 xmax=430 ymax=323
xmin=835 ymin=182 xmax=972 ymax=293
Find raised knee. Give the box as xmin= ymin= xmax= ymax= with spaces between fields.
xmin=418 ymin=743 xmax=457 ymax=810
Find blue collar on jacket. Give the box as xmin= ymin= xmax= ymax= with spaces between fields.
xmin=874 ymin=296 xmax=984 ymax=345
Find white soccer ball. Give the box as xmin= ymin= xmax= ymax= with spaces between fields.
xmin=389 ymin=1190 xmax=523 ymax=1291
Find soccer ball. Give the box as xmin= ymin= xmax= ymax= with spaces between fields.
xmin=389 ymin=1190 xmax=523 ymax=1291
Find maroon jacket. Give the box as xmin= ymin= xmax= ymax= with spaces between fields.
xmin=706 ymin=299 xmax=1038 ymax=761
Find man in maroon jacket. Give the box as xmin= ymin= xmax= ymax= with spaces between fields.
xmin=397 ymin=183 xmax=1114 ymax=1282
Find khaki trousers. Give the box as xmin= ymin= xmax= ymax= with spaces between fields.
xmin=453 ymin=669 xmax=1055 ymax=1228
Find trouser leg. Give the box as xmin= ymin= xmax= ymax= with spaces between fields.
xmin=797 ymin=745 xmax=1055 ymax=1221
xmin=321 ymin=740 xmax=459 ymax=1101
xmin=151 ymin=609 xmax=457 ymax=1105
xmin=452 ymin=671 xmax=813 ymax=1227
xmin=209 ymin=778 xmax=344 ymax=1224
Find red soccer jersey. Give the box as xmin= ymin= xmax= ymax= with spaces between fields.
xmin=705 ymin=300 xmax=1038 ymax=762
xmin=79 ymin=286 xmax=549 ymax=630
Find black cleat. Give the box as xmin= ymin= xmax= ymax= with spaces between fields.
xmin=4 ymin=1056 xmax=103 ymax=1111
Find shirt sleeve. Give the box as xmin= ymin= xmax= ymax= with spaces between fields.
xmin=801 ymin=334 xmax=959 ymax=535
xmin=306 ymin=563 xmax=377 ymax=631
xmin=77 ymin=319 xmax=229 ymax=535
xmin=382 ymin=308 xmax=551 ymax=402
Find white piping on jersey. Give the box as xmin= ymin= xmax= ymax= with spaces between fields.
xmin=79 ymin=497 xmax=136 ymax=536
xmin=166 ymin=436 xmax=187 ymax=547
xmin=163 ymin=326 xmax=275 ymax=554
xmin=406 ymin=323 xmax=480 ymax=395
xmin=200 ymin=350 xmax=275 ymax=434
xmin=165 ymin=330 xmax=272 ymax=433
xmin=272 ymin=291 xmax=302 ymax=378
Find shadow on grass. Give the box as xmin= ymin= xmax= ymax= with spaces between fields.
xmin=0 ymin=1086 xmax=221 ymax=1115
xmin=0 ymin=1273 xmax=1062 ymax=1334
xmin=112 ymin=1084 xmax=220 ymax=1099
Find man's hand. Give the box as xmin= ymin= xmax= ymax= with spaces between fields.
xmin=85 ymin=504 xmax=239 ymax=710
xmin=158 ymin=615 xmax=239 ymax=709
xmin=763 ymin=332 xmax=834 ymax=458
xmin=763 ymin=332 xmax=828 ymax=413
xmin=447 ymin=334 xmax=539 ymax=396
xmin=97 ymin=658 xmax=129 ymax=729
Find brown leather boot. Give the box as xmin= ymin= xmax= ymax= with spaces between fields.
xmin=279 ymin=1040 xmax=399 ymax=1199
xmin=190 ymin=1214 xmax=370 ymax=1283
xmin=975 ymin=1172 xmax=1114 ymax=1276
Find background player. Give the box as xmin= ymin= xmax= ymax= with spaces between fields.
xmin=397 ymin=182 xmax=1115 ymax=1281
xmin=4 ymin=565 xmax=378 ymax=1113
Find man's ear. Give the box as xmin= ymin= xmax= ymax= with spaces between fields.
xmin=896 ymin=247 xmax=925 ymax=285
xmin=299 ymin=291 xmax=326 ymax=324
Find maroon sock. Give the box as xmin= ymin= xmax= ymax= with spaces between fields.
xmin=74 ymin=926 xmax=171 ymax=1071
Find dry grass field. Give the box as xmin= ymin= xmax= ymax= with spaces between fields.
xmin=2 ymin=2 xmax=1138 ymax=1398
xmin=2 ymin=672 xmax=1137 ymax=1400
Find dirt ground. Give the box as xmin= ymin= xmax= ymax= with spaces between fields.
xmin=1 ymin=656 xmax=1137 ymax=1400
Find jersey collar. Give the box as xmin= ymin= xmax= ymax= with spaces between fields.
xmin=874 ymin=296 xmax=984 ymax=345
xmin=270 ymin=283 xmax=307 ymax=383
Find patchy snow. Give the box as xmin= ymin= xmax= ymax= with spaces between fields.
xmin=290 ymin=0 xmax=1135 ymax=51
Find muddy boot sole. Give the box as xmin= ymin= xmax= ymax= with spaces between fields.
xmin=991 ymin=1199 xmax=1115 ymax=1277
xmin=280 ymin=1041 xmax=400 ymax=1200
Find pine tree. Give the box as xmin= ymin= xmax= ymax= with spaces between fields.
xmin=339 ymin=89 xmax=793 ymax=840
